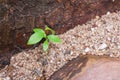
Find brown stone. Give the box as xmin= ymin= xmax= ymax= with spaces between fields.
xmin=48 ymin=55 xmax=120 ymax=80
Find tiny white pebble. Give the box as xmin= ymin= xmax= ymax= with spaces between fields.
xmin=91 ymin=28 xmax=95 ymax=31
xmin=50 ymin=60 xmax=53 ymax=63
xmin=110 ymin=54 xmax=114 ymax=57
xmin=112 ymin=0 xmax=115 ymax=2
xmin=83 ymin=52 xmax=87 ymax=55
xmin=4 ymin=77 xmax=11 ymax=80
xmin=84 ymin=47 xmax=91 ymax=52
xmin=107 ymin=11 xmax=110 ymax=15
xmin=118 ymin=45 xmax=120 ymax=49
xmin=107 ymin=37 xmax=111 ymax=41
xmin=95 ymin=16 xmax=100 ymax=19
xmin=98 ymin=43 xmax=107 ymax=50
xmin=70 ymin=51 xmax=74 ymax=55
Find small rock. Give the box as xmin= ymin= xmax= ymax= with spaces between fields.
xmin=84 ymin=47 xmax=91 ymax=53
xmin=110 ymin=54 xmax=114 ymax=57
xmin=98 ymin=43 xmax=107 ymax=50
xmin=70 ymin=51 xmax=74 ymax=55
xmin=112 ymin=0 xmax=115 ymax=2
xmin=64 ymin=49 xmax=71 ymax=55
xmin=118 ymin=45 xmax=120 ymax=49
xmin=4 ymin=77 xmax=11 ymax=80
xmin=106 ymin=11 xmax=110 ymax=15
xmin=34 ymin=69 xmax=41 ymax=76
xmin=91 ymin=28 xmax=95 ymax=32
xmin=95 ymin=16 xmax=100 ymax=19
xmin=107 ymin=37 xmax=111 ymax=41
xmin=42 ymin=58 xmax=48 ymax=66
xmin=83 ymin=52 xmax=87 ymax=55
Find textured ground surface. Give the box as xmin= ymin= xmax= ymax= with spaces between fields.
xmin=1 ymin=0 xmax=120 ymax=69
xmin=0 ymin=11 xmax=119 ymax=80
xmin=72 ymin=58 xmax=120 ymax=80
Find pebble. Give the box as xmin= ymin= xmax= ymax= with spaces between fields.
xmin=82 ymin=52 xmax=87 ymax=55
xmin=3 ymin=77 xmax=10 ymax=80
xmin=42 ymin=58 xmax=48 ymax=66
xmin=118 ymin=45 xmax=120 ymax=49
xmin=112 ymin=0 xmax=115 ymax=2
xmin=34 ymin=69 xmax=41 ymax=76
xmin=98 ymin=43 xmax=108 ymax=50
xmin=107 ymin=37 xmax=111 ymax=41
xmin=106 ymin=11 xmax=110 ymax=15
xmin=95 ymin=16 xmax=100 ymax=19
xmin=91 ymin=28 xmax=95 ymax=32
xmin=84 ymin=47 xmax=91 ymax=53
xmin=70 ymin=51 xmax=74 ymax=55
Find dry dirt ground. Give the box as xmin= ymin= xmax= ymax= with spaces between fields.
xmin=0 ymin=11 xmax=119 ymax=80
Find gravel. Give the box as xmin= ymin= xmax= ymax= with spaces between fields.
xmin=0 ymin=11 xmax=120 ymax=80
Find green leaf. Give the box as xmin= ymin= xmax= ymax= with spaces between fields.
xmin=47 ymin=35 xmax=61 ymax=43
xmin=45 ymin=25 xmax=55 ymax=35
xmin=27 ymin=33 xmax=43 ymax=45
xmin=27 ymin=28 xmax=46 ymax=45
xmin=43 ymin=39 xmax=49 ymax=51
xmin=33 ymin=28 xmax=46 ymax=37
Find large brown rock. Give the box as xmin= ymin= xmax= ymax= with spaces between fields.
xmin=48 ymin=55 xmax=120 ymax=80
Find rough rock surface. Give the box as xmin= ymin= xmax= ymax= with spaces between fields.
xmin=72 ymin=58 xmax=120 ymax=80
xmin=0 ymin=0 xmax=120 ymax=51
xmin=0 ymin=11 xmax=119 ymax=80
xmin=49 ymin=55 xmax=120 ymax=80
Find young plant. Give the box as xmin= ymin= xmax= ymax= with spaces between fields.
xmin=27 ymin=25 xmax=61 ymax=51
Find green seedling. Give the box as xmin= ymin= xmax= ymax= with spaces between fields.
xmin=27 ymin=25 xmax=61 ymax=51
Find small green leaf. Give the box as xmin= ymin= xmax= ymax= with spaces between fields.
xmin=47 ymin=35 xmax=61 ymax=43
xmin=33 ymin=28 xmax=46 ymax=37
xmin=43 ymin=39 xmax=49 ymax=51
xmin=45 ymin=25 xmax=55 ymax=35
xmin=27 ymin=33 xmax=43 ymax=45
xmin=27 ymin=28 xmax=46 ymax=45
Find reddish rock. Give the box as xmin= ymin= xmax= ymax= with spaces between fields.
xmin=49 ymin=55 xmax=120 ymax=80
xmin=71 ymin=58 xmax=120 ymax=80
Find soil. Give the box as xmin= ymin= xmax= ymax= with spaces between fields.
xmin=0 ymin=11 xmax=119 ymax=80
